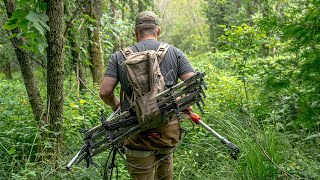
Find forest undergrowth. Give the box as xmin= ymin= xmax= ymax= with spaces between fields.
xmin=1 ymin=51 xmax=319 ymax=179
xmin=1 ymin=0 xmax=320 ymax=179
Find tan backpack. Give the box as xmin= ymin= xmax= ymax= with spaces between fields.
xmin=120 ymin=43 xmax=170 ymax=128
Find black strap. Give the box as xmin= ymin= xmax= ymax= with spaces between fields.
xmin=103 ymin=146 xmax=119 ymax=180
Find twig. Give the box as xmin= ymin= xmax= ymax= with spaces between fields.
xmin=78 ymin=77 xmax=101 ymax=101
xmin=27 ymin=129 xmax=39 ymax=163
xmin=66 ymin=79 xmax=77 ymax=99
xmin=255 ymin=138 xmax=299 ymax=180
xmin=46 ymin=96 xmax=50 ymax=124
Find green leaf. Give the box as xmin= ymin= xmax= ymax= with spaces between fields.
xmin=82 ymin=14 xmax=96 ymax=23
xmin=17 ymin=19 xmax=29 ymax=31
xmin=12 ymin=9 xmax=27 ymax=19
xmin=38 ymin=43 xmax=45 ymax=54
xmin=39 ymin=2 xmax=47 ymax=11
xmin=3 ymin=19 xmax=19 ymax=30
xmin=39 ymin=20 xmax=50 ymax=31
xmin=8 ymin=33 xmax=18 ymax=39
xmin=69 ymin=103 xmax=79 ymax=109
xmin=8 ymin=146 xmax=16 ymax=155
xmin=74 ymin=116 xmax=85 ymax=120
xmin=39 ymin=12 xmax=49 ymax=22
xmin=276 ymin=122 xmax=285 ymax=131
xmin=80 ymin=99 xmax=87 ymax=104
xmin=20 ymin=45 xmax=33 ymax=51
xmin=24 ymin=32 xmax=38 ymax=38
xmin=53 ymin=132 xmax=62 ymax=136
xmin=27 ymin=170 xmax=36 ymax=177
xmin=236 ymin=26 xmax=243 ymax=34
xmin=33 ymin=22 xmax=44 ymax=35
xmin=17 ymin=0 xmax=31 ymax=5
xmin=26 ymin=11 xmax=40 ymax=23
xmin=26 ymin=11 xmax=49 ymax=34
xmin=304 ymin=133 xmax=320 ymax=141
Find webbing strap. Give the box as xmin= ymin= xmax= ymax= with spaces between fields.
xmin=119 ymin=47 xmax=134 ymax=101
xmin=120 ymin=86 xmax=124 ymax=112
xmin=156 ymin=43 xmax=170 ymax=64
xmin=120 ymin=47 xmax=134 ymax=60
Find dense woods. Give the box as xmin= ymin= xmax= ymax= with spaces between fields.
xmin=0 ymin=0 xmax=319 ymax=179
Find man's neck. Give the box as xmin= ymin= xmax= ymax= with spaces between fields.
xmin=137 ymin=35 xmax=157 ymax=42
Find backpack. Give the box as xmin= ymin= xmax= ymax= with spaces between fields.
xmin=120 ymin=43 xmax=170 ymax=129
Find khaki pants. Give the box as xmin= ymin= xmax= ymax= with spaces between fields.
xmin=126 ymin=152 xmax=173 ymax=180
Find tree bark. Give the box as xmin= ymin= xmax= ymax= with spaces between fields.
xmin=3 ymin=62 xmax=13 ymax=80
xmin=88 ymin=0 xmax=104 ymax=85
xmin=110 ymin=0 xmax=121 ymax=51
xmin=68 ymin=31 xmax=87 ymax=91
xmin=4 ymin=0 xmax=44 ymax=124
xmin=46 ymin=0 xmax=65 ymax=151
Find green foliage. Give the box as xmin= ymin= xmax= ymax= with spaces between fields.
xmin=100 ymin=13 xmax=135 ymax=58
xmin=3 ymin=5 xmax=48 ymax=55
xmin=256 ymin=0 xmax=320 ymax=130
xmin=203 ymin=0 xmax=260 ymax=46
xmin=156 ymin=0 xmax=209 ymax=54
xmin=1 ymin=0 xmax=320 ymax=179
xmin=0 ymin=77 xmax=37 ymax=179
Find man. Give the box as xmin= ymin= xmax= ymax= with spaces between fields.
xmin=100 ymin=11 xmax=194 ymax=180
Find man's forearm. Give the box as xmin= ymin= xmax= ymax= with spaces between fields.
xmin=101 ymin=93 xmax=120 ymax=111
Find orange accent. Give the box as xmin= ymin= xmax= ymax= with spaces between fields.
xmin=185 ymin=111 xmax=201 ymax=124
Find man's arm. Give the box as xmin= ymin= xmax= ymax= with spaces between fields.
xmin=99 ymin=76 xmax=120 ymax=111
xmin=179 ymin=72 xmax=195 ymax=81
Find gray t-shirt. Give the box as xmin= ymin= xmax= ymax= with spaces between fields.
xmin=105 ymin=39 xmax=194 ymax=108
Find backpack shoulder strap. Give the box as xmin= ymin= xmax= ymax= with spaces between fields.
xmin=156 ymin=43 xmax=170 ymax=64
xmin=120 ymin=47 xmax=134 ymax=60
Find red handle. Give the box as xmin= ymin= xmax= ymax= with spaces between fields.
xmin=185 ymin=111 xmax=202 ymax=124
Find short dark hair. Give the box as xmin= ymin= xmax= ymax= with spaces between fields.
xmin=135 ymin=24 xmax=158 ymax=37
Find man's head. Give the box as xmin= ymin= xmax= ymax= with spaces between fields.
xmin=135 ymin=11 xmax=160 ymax=41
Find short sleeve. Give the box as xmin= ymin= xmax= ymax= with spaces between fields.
xmin=105 ymin=53 xmax=119 ymax=79
xmin=175 ymin=48 xmax=194 ymax=77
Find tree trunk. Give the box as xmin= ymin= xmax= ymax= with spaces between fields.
xmin=4 ymin=0 xmax=44 ymax=124
xmin=88 ymin=0 xmax=104 ymax=85
xmin=3 ymin=62 xmax=13 ymax=80
xmin=68 ymin=31 xmax=87 ymax=91
xmin=46 ymin=0 xmax=65 ymax=152
xmin=110 ymin=0 xmax=121 ymax=51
